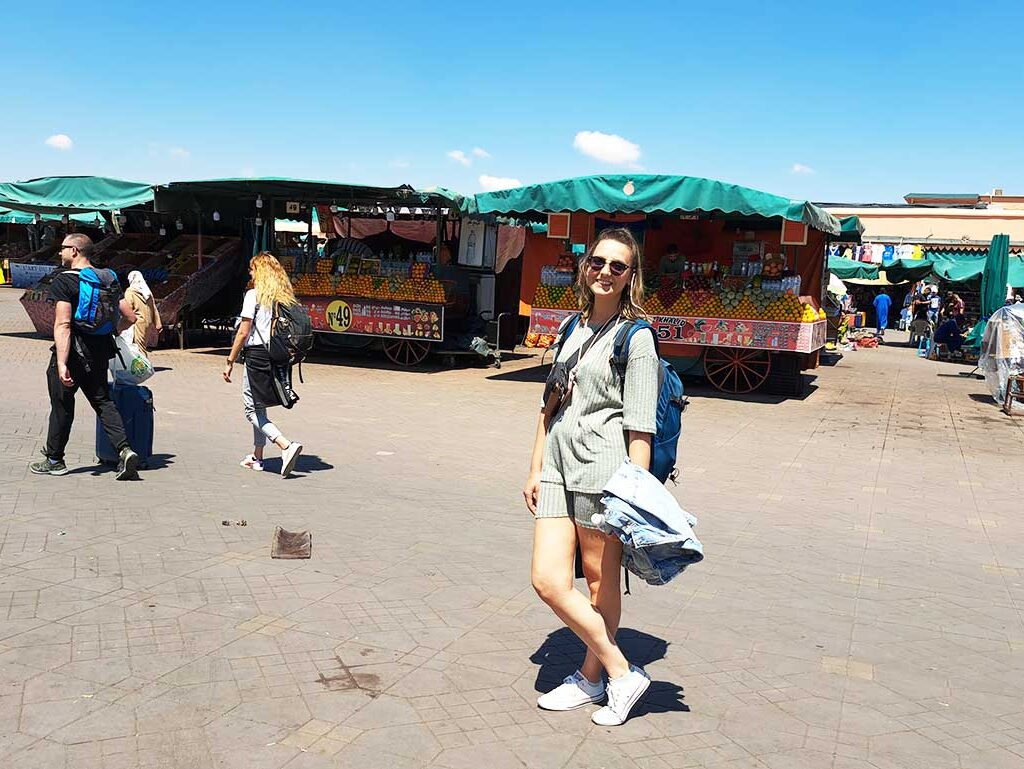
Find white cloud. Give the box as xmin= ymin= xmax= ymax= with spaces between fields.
xmin=169 ymin=146 xmax=190 ymax=159
xmin=447 ymin=150 xmax=471 ymax=167
xmin=389 ymin=158 xmax=411 ymax=169
xmin=791 ymin=163 xmax=815 ymax=175
xmin=44 ymin=134 xmax=73 ymax=151
xmin=573 ymin=130 xmax=641 ymax=168
xmin=479 ymin=175 xmax=522 ymax=192
xmin=472 ymin=147 xmax=491 ymax=159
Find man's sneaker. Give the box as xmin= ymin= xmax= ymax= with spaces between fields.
xmin=240 ymin=454 xmax=264 ymax=471
xmin=537 ymin=671 xmax=605 ymax=711
xmin=29 ymin=457 xmax=69 ymax=476
xmin=115 ymin=447 xmax=139 ymax=481
xmin=591 ymin=665 xmax=650 ymax=726
xmin=281 ymin=442 xmax=302 ymax=478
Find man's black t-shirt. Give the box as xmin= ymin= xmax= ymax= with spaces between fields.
xmin=48 ymin=269 xmax=118 ymax=363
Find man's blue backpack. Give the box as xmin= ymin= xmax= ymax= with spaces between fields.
xmin=71 ymin=267 xmax=120 ymax=336
xmin=557 ymin=314 xmax=687 ymax=483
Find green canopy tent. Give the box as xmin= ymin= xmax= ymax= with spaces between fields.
xmin=472 ymin=174 xmax=842 ymax=234
xmin=155 ymin=178 xmax=461 ymax=253
xmin=836 ymin=216 xmax=864 ymax=242
xmin=0 ymin=208 xmax=106 ymax=225
xmin=0 ymin=176 xmax=154 ymax=214
xmin=881 ymin=258 xmax=935 ymax=284
xmin=828 ymin=255 xmax=878 ymax=280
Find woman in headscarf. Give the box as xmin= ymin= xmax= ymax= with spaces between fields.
xmin=122 ymin=270 xmax=162 ymax=354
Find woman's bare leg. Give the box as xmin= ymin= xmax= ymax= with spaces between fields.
xmin=531 ymin=518 xmax=630 ymax=679
xmin=577 ymin=526 xmax=624 ymax=682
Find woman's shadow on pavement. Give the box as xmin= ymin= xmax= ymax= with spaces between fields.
xmin=263 ymin=453 xmax=334 ymax=479
xmin=530 ymin=627 xmax=688 ymax=715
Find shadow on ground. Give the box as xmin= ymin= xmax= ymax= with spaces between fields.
xmin=530 ymin=627 xmax=688 ymax=714
xmin=261 ymin=453 xmax=334 ymax=478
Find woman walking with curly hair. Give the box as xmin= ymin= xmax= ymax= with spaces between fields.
xmin=222 ymin=252 xmax=304 ymax=477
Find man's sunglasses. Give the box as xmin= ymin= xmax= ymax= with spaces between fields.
xmin=60 ymin=244 xmax=77 ymax=251
xmin=584 ymin=255 xmax=631 ymax=277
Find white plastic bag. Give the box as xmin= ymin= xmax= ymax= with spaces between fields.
xmin=109 ymin=334 xmax=154 ymax=384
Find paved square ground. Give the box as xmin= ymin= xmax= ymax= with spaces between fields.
xmin=1 ymin=288 xmax=1023 ymax=769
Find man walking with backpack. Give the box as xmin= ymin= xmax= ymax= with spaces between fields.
xmin=30 ymin=233 xmax=140 ymax=480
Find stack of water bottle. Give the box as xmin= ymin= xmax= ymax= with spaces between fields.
xmin=759 ymin=276 xmax=802 ymax=295
xmin=540 ymin=265 xmax=573 ymax=286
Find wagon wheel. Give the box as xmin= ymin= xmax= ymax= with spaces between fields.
xmin=703 ymin=347 xmax=771 ymax=394
xmin=382 ymin=339 xmax=431 ymax=367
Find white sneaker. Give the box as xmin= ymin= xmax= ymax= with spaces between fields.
xmin=281 ymin=442 xmax=302 ymax=477
xmin=591 ymin=665 xmax=650 ymax=726
xmin=240 ymin=454 xmax=263 ymax=471
xmin=537 ymin=671 xmax=605 ymax=711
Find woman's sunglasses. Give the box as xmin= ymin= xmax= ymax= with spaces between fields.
xmin=584 ymin=255 xmax=631 ymax=277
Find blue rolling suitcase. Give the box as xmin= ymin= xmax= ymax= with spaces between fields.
xmin=96 ymin=383 xmax=155 ymax=469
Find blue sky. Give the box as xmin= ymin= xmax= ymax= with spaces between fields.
xmin=2 ymin=0 xmax=1023 ymax=203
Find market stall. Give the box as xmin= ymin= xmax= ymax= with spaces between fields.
xmin=154 ymin=179 xmax=507 ymax=366
xmin=475 ymin=174 xmax=839 ymax=394
xmin=1 ymin=208 xmax=108 ymax=287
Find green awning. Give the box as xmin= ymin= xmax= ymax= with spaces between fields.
xmin=471 ymin=174 xmax=842 ymax=235
xmin=927 ymin=255 xmax=986 ymax=283
xmin=155 ymin=178 xmax=440 ymax=209
xmin=415 ymin=186 xmax=472 ymax=211
xmin=0 ymin=176 xmax=154 ymax=214
xmin=883 ymin=259 xmax=935 ymax=284
xmin=828 ymin=255 xmax=878 ymax=280
xmin=1010 ymin=256 xmax=1024 ymax=287
xmin=836 ymin=216 xmax=864 ymax=242
xmin=0 ymin=208 xmax=105 ymax=225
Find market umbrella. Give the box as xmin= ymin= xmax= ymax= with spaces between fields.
xmin=964 ymin=233 xmax=1011 ymax=348
xmin=981 ymin=234 xmax=1010 ymax=316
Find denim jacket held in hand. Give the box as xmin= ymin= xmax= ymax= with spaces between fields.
xmin=592 ymin=460 xmax=704 ymax=586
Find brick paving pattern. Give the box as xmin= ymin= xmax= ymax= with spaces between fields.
xmin=1 ymin=287 xmax=1024 ymax=768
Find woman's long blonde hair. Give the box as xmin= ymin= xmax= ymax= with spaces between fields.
xmin=250 ymin=252 xmax=298 ymax=308
xmin=574 ymin=227 xmax=647 ymax=321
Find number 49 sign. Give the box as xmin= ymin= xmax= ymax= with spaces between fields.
xmin=326 ymin=300 xmax=352 ymax=332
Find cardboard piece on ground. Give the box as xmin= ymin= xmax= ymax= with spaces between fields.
xmin=271 ymin=527 xmax=311 ymax=559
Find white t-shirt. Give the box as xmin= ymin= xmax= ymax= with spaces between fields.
xmin=240 ymin=289 xmax=273 ymax=347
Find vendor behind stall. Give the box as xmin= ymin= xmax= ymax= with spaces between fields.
xmin=659 ymin=243 xmax=684 ymax=277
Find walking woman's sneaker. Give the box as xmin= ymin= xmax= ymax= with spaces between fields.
xmin=29 ymin=456 xmax=69 ymax=476
xmin=240 ymin=454 xmax=264 ymax=471
xmin=281 ymin=442 xmax=302 ymax=478
xmin=537 ymin=671 xmax=605 ymax=711
xmin=592 ymin=665 xmax=650 ymax=726
xmin=115 ymin=447 xmax=139 ymax=480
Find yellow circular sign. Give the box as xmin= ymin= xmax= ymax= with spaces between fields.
xmin=326 ymin=300 xmax=352 ymax=333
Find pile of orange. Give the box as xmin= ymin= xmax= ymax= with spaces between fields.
xmin=533 ymin=285 xmax=577 ymax=310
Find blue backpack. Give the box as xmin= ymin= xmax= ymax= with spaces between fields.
xmin=71 ymin=267 xmax=120 ymax=336
xmin=556 ymin=314 xmax=687 ymax=483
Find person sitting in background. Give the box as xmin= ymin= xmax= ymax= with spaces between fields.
xmin=898 ymin=305 xmax=911 ymax=330
xmin=658 ymin=244 xmax=684 ymax=277
xmin=122 ymin=271 xmax=162 ymax=355
xmin=934 ymin=315 xmax=965 ymax=356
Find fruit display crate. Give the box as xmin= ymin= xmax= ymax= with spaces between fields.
xmin=291 ymin=274 xmax=454 ymax=305
xmin=525 ymin=305 xmax=827 ymax=354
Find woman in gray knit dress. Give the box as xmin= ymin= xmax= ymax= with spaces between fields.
xmin=524 ymin=228 xmax=660 ymax=726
